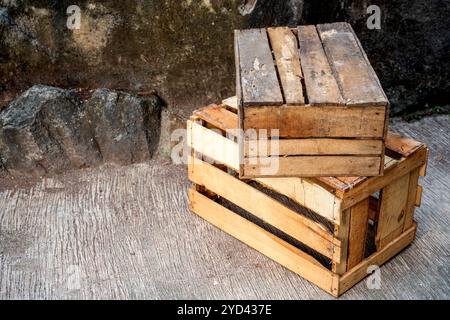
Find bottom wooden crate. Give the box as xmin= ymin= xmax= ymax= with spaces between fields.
xmin=188 ymin=185 xmax=417 ymax=297
xmin=187 ymin=154 xmax=421 ymax=297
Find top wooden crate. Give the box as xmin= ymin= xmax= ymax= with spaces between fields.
xmin=235 ymin=22 xmax=389 ymax=178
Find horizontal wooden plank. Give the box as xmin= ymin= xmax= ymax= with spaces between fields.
xmin=188 ymin=157 xmax=340 ymax=259
xmin=267 ymin=27 xmax=304 ymax=105
xmin=236 ymin=29 xmax=283 ymax=106
xmin=188 ymin=188 xmax=338 ymax=296
xmin=297 ymin=25 xmax=343 ymax=105
xmin=187 ymin=120 xmax=239 ymax=170
xmin=243 ymin=156 xmax=382 ymax=177
xmin=317 ymin=22 xmax=388 ymax=107
xmin=385 ymin=132 xmax=424 ymax=157
xmin=244 ymin=105 xmax=386 ymax=138
xmin=339 ymin=223 xmax=416 ymax=295
xmin=188 ymin=118 xmax=342 ymax=225
xmin=245 ymin=139 xmax=383 ymax=156
xmin=254 ymin=177 xmax=342 ymax=224
xmin=222 ymin=96 xmax=238 ymax=110
xmin=193 ymin=105 xmax=238 ymax=134
xmin=334 ymin=155 xmax=399 ymax=189
xmin=340 ymin=146 xmax=428 ymax=207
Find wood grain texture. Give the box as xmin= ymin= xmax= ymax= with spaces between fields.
xmin=339 ymin=224 xmax=417 ymax=295
xmin=188 ymin=188 xmax=338 ymax=296
xmin=0 ymin=115 xmax=448 ymax=299
xmin=267 ymin=27 xmax=304 ymax=105
xmin=403 ymin=168 xmax=420 ymax=231
xmin=332 ymin=209 xmax=350 ymax=275
xmin=244 ymin=105 xmax=386 ymax=138
xmin=235 ymin=29 xmax=283 ymax=106
xmin=245 ymin=139 xmax=382 ymax=156
xmin=340 ymin=146 xmax=427 ymax=209
xmin=222 ymin=96 xmax=238 ymax=110
xmin=376 ymin=174 xmax=410 ymax=249
xmin=188 ymin=157 xmax=339 ymax=259
xmin=193 ymin=105 xmax=238 ymax=134
xmin=347 ymin=198 xmax=370 ymax=269
xmin=297 ymin=25 xmax=343 ymax=105
xmin=254 ymin=176 xmax=342 ymax=225
xmin=317 ymin=22 xmax=388 ymax=107
xmin=187 ymin=120 xmax=239 ymax=170
xmin=243 ymin=156 xmax=381 ymax=177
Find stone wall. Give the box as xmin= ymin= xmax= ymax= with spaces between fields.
xmin=1 ymin=0 xmax=449 ymax=115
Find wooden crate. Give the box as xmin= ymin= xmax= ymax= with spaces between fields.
xmin=187 ymin=103 xmax=428 ymax=297
xmin=234 ymin=23 xmax=389 ymax=178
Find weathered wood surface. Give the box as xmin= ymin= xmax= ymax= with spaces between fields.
xmin=317 ymin=23 xmax=388 ymax=107
xmin=235 ymin=29 xmax=283 ymax=106
xmin=297 ymin=25 xmax=343 ymax=105
xmin=267 ymin=27 xmax=304 ymax=105
xmin=244 ymin=105 xmax=386 ymax=138
xmin=0 ymin=115 xmax=449 ymax=299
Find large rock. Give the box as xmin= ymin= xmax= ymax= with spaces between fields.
xmin=0 ymin=85 xmax=163 ymax=176
xmin=0 ymin=85 xmax=101 ymax=175
xmin=85 ymin=89 xmax=162 ymax=165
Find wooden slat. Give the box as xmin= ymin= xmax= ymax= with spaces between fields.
xmin=403 ymin=168 xmax=420 ymax=231
xmin=193 ymin=105 xmax=238 ymax=134
xmin=244 ymin=105 xmax=386 ymax=138
xmin=385 ymin=132 xmax=424 ymax=157
xmin=368 ymin=196 xmax=379 ymax=221
xmin=188 ymin=157 xmax=340 ymax=259
xmin=339 ymin=223 xmax=416 ymax=295
xmin=335 ymin=155 xmax=398 ymax=187
xmin=245 ymin=139 xmax=382 ymax=156
xmin=333 ymin=209 xmax=350 ymax=275
xmin=297 ymin=25 xmax=343 ymax=105
xmin=188 ymin=117 xmax=344 ymax=225
xmin=339 ymin=146 xmax=428 ymax=207
xmin=347 ymin=198 xmax=370 ymax=269
xmin=187 ymin=120 xmax=239 ymax=170
xmin=415 ymin=185 xmax=423 ymax=206
xmin=267 ymin=27 xmax=304 ymax=105
xmin=243 ymin=156 xmax=381 ymax=177
xmin=222 ymin=96 xmax=238 ymax=110
xmin=419 ymin=148 xmax=429 ymax=177
xmin=255 ymin=177 xmax=342 ymax=224
xmin=235 ymin=29 xmax=283 ymax=106
xmin=188 ymin=188 xmax=338 ymax=296
xmin=317 ymin=22 xmax=388 ymax=107
xmin=376 ymin=174 xmax=410 ymax=249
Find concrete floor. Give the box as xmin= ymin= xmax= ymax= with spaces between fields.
xmin=0 ymin=115 xmax=449 ymax=299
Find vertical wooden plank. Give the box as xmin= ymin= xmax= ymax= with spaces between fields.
xmin=297 ymin=25 xmax=343 ymax=105
xmin=347 ymin=198 xmax=370 ymax=269
xmin=403 ymin=168 xmax=420 ymax=231
xmin=235 ymin=30 xmax=246 ymax=177
xmin=333 ymin=208 xmax=350 ymax=275
xmin=267 ymin=27 xmax=304 ymax=105
xmin=415 ymin=185 xmax=423 ymax=206
xmin=235 ymin=28 xmax=283 ymax=106
xmin=376 ymin=174 xmax=410 ymax=249
xmin=317 ymin=22 xmax=388 ymax=107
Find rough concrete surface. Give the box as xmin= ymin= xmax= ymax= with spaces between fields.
xmin=0 ymin=115 xmax=449 ymax=299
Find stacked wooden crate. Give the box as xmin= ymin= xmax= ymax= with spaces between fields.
xmin=187 ymin=22 xmax=428 ymax=297
xmin=235 ymin=23 xmax=388 ymax=178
